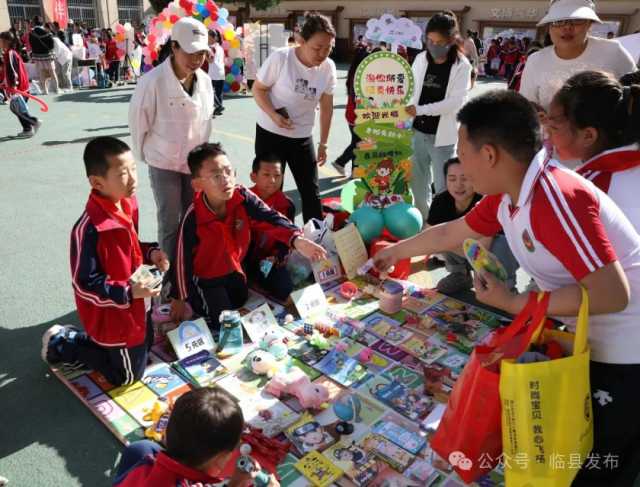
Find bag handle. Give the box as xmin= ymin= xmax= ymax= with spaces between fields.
xmin=491 ymin=292 xmax=549 ymax=348
xmin=573 ymin=287 xmax=589 ymax=355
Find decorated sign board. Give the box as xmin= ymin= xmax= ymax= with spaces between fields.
xmin=350 ymin=51 xmax=414 ymax=210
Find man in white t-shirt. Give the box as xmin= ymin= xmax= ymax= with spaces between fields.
xmin=519 ymin=0 xmax=636 ymax=112
xmin=208 ymin=30 xmax=225 ymax=116
xmin=374 ymin=90 xmax=640 ymax=484
xmin=52 ymin=35 xmax=73 ymax=92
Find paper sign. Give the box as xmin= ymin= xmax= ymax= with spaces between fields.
xmin=167 ymin=320 xmax=216 ymax=360
xmin=311 ymin=254 xmax=343 ymax=286
xmin=332 ymin=223 xmax=368 ymax=279
xmin=290 ymin=283 xmax=328 ymax=319
xmin=241 ymin=303 xmax=279 ymax=343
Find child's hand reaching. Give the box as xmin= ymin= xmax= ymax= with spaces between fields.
xmin=229 ymin=459 xmax=280 ymax=487
xmin=131 ymin=280 xmax=161 ymax=299
xmin=294 ymin=237 xmax=327 ymax=262
xmin=150 ymin=248 xmax=170 ymax=272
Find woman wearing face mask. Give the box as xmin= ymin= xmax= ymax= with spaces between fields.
xmin=128 ymin=17 xmax=214 ymax=261
xmin=519 ymin=0 xmax=635 ymax=114
xmin=252 ymin=11 xmax=337 ymax=222
xmin=406 ymin=11 xmax=472 ymax=222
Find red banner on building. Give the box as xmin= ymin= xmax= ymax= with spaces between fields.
xmin=52 ymin=0 xmax=69 ymax=29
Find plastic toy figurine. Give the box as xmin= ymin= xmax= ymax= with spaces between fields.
xmin=332 ymin=394 xmax=362 ymax=435
xmin=259 ymin=327 xmax=289 ymax=360
xmin=248 ymin=349 xmax=280 ymax=377
xmin=217 ymin=310 xmax=244 ymax=358
xmin=265 ymin=367 xmax=330 ymax=409
xmin=237 ymin=443 xmax=271 ymax=487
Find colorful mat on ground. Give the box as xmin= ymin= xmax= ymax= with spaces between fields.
xmin=51 ymin=279 xmax=509 ymax=487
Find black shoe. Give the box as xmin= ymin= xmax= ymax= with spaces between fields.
xmin=214 ymin=108 xmax=223 ymax=116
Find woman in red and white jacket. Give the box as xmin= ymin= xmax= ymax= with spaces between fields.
xmin=547 ymin=70 xmax=640 ymax=231
xmin=0 ymin=30 xmax=41 ymax=137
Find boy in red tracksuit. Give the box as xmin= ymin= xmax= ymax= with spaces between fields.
xmin=248 ymin=154 xmax=296 ymax=300
xmin=113 ymin=388 xmax=279 ymax=487
xmin=41 ymin=137 xmax=170 ymax=386
xmin=169 ymin=143 xmax=325 ymax=331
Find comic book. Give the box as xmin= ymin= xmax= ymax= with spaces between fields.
xmin=294 ymin=450 xmax=343 ymax=487
xmin=358 ymin=433 xmax=415 ymax=472
xmin=312 ymin=349 xmax=372 ymax=388
xmin=286 ymin=413 xmax=338 ymax=456
xmin=172 ymin=350 xmax=229 ymax=388
xmin=369 ymin=379 xmax=434 ymax=422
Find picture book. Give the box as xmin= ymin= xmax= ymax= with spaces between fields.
xmin=69 ymin=374 xmax=104 ymax=401
xmin=288 ymin=340 xmax=329 ymax=366
xmin=403 ymin=315 xmax=438 ymax=337
xmin=370 ymin=379 xmax=434 ymax=422
xmin=323 ymin=441 xmax=374 ymax=485
xmin=436 ymin=350 xmax=469 ymax=374
xmin=286 ymin=413 xmax=338 ymax=456
xmin=241 ymin=303 xmax=279 ymax=344
xmin=214 ymin=366 xmax=268 ymax=400
xmin=370 ymin=339 xmax=408 ymax=361
xmin=363 ymin=312 xmax=403 ymax=331
xmin=108 ymin=382 xmax=157 ymax=414
xmin=358 ymin=433 xmax=415 ymax=472
xmin=291 ymin=357 xmax=322 ymax=381
xmin=371 ymin=416 xmax=427 ymax=455
xmin=141 ymin=363 xmax=188 ymax=397
xmin=294 ymin=450 xmax=344 ymax=487
xmin=277 ymin=453 xmax=308 ymax=487
xmin=342 ymin=454 xmax=387 ymax=487
xmin=238 ymin=395 xmax=301 ymax=438
xmin=398 ymin=354 xmax=424 ymax=372
xmin=312 ymin=349 xmax=372 ymax=388
xmin=382 ymin=365 xmax=424 ymax=390
xmin=400 ymin=336 xmax=448 ymax=364
xmin=172 ymin=350 xmax=229 ymax=388
xmin=402 ymin=295 xmax=437 ymax=315
xmin=403 ymin=459 xmax=442 ymax=485
xmin=166 ymin=320 xmax=216 ymax=360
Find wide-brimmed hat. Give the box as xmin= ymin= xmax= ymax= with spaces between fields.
xmin=537 ymin=0 xmax=602 ymax=26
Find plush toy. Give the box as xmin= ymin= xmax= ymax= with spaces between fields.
xmin=358 ymin=347 xmax=373 ymax=363
xmin=309 ymin=331 xmax=331 ymax=350
xmin=248 ymin=350 xmax=280 ymax=377
xmin=259 ymin=327 xmax=288 ymax=360
xmin=265 ymin=367 xmax=330 ymax=409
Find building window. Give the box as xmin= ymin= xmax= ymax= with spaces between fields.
xmin=8 ymin=0 xmax=42 ymax=25
xmin=118 ymin=0 xmax=143 ymax=26
xmin=68 ymin=0 xmax=97 ymax=28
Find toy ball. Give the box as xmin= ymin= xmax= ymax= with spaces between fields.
xmin=382 ymin=203 xmax=422 ymax=239
xmin=350 ymin=206 xmax=384 ymax=244
xmin=239 ymin=444 xmax=252 ymax=455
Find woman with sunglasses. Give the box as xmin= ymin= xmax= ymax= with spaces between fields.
xmin=519 ymin=0 xmax=635 ymax=113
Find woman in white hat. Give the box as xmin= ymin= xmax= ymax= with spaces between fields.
xmin=128 ymin=17 xmax=214 ymax=261
xmin=519 ymin=0 xmax=636 ymax=113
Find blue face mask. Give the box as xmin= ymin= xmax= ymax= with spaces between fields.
xmin=427 ymin=39 xmax=451 ymax=60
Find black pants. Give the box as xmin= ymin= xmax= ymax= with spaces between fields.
xmin=248 ymin=261 xmax=294 ymax=302
xmin=212 ymin=80 xmax=224 ymax=111
xmin=255 ymin=123 xmax=322 ymax=222
xmin=57 ymin=317 xmax=153 ymax=387
xmin=107 ymin=60 xmax=120 ymax=83
xmin=188 ymin=272 xmax=249 ymax=333
xmin=572 ymin=361 xmax=640 ymax=486
xmin=334 ymin=124 xmax=360 ymax=168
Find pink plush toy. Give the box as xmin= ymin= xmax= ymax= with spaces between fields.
xmin=358 ymin=347 xmax=373 ymax=363
xmin=265 ymin=367 xmax=329 ymax=409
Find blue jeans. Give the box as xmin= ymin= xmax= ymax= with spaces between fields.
xmin=411 ymin=131 xmax=455 ymax=221
xmin=148 ymin=165 xmax=194 ymax=262
xmin=444 ymin=234 xmax=519 ymax=290
xmin=113 ymin=440 xmax=162 ymax=484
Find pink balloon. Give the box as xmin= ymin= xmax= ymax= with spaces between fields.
xmin=224 ymin=57 xmax=232 ymax=67
xmin=222 ymin=40 xmax=230 ymax=50
xmin=234 ymin=74 xmax=243 ymax=82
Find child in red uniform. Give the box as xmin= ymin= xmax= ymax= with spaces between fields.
xmin=169 ymin=143 xmax=325 ymax=330
xmin=248 ymin=154 xmax=296 ymax=300
xmin=41 ymin=137 xmax=170 ymax=386
xmin=375 ymin=90 xmax=640 ymax=485
xmin=113 ymin=387 xmax=279 ymax=487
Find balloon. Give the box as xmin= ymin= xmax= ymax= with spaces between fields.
xmin=116 ymin=49 xmax=125 ymax=58
xmin=230 ymin=64 xmax=240 ymax=75
xmin=224 ymin=57 xmax=233 ymax=67
xmin=170 ymin=14 xmax=179 ymax=23
xmin=230 ymin=38 xmax=240 ymax=49
xmin=225 ymin=73 xmax=235 ymax=83
xmin=148 ymin=33 xmax=156 ymax=44
xmin=350 ymin=206 xmax=384 ymax=243
xmin=340 ymin=180 xmax=359 ymax=213
xmin=231 ymin=81 xmax=240 ymax=92
xmin=217 ymin=17 xmax=226 ymax=26
xmin=234 ymin=74 xmax=243 ymax=82
xmin=222 ymin=40 xmax=230 ymax=50
xmin=382 ymin=203 xmax=422 ymax=239
xmin=219 ymin=7 xmax=228 ymax=18
xmin=223 ymin=29 xmax=235 ymax=41
xmin=233 ymin=58 xmax=243 ymax=67
xmin=203 ymin=16 xmax=212 ymax=26
xmin=223 ymin=82 xmax=231 ymax=92
xmin=163 ymin=20 xmax=172 ymax=29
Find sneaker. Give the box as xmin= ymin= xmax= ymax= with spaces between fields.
xmin=436 ymin=271 xmax=473 ymax=294
xmin=213 ymin=107 xmax=224 ymax=116
xmin=425 ymin=256 xmax=446 ymax=271
xmin=331 ymin=160 xmax=347 ymax=176
xmin=15 ymin=130 xmax=34 ymax=138
xmin=41 ymin=324 xmax=65 ymax=363
xmin=32 ymin=119 xmax=42 ymax=134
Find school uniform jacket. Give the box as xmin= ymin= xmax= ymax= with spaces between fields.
xmin=112 ymin=450 xmax=224 ymax=487
xmin=465 ymin=149 xmax=640 ymax=364
xmin=576 ymin=144 xmax=640 ymax=233
xmin=70 ymin=191 xmax=159 ymax=348
xmin=170 ymin=186 xmax=301 ymax=301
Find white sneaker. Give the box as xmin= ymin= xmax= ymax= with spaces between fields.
xmin=15 ymin=130 xmax=34 ymax=138
xmin=41 ymin=324 xmax=65 ymax=362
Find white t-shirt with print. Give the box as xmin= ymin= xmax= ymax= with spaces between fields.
xmin=208 ymin=44 xmax=225 ymax=81
xmin=256 ymin=47 xmax=337 ymax=139
xmin=519 ymin=36 xmax=636 ymax=111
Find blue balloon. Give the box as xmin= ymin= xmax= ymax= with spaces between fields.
xmin=382 ymin=203 xmax=422 ymax=239
xmin=222 ymin=82 xmax=231 ymax=92
xmin=350 ymin=206 xmax=384 ymax=243
xmin=230 ymin=64 xmax=240 ymax=75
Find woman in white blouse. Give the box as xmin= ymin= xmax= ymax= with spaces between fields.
xmin=252 ymin=11 xmax=337 ymax=222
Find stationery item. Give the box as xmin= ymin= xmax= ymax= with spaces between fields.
xmin=333 ymin=223 xmax=369 ymax=279
xmin=217 ymin=310 xmax=244 ymax=358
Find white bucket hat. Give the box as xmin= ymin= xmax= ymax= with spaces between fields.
xmin=537 ymin=0 xmax=602 ymax=26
